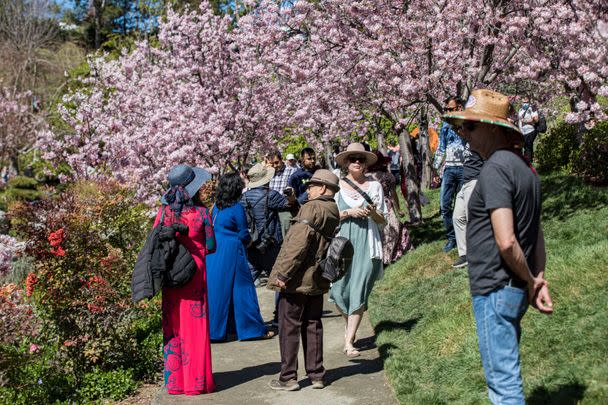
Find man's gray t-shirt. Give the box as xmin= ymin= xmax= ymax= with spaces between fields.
xmin=466 ymin=149 xmax=541 ymax=296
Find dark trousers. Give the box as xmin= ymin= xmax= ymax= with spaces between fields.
xmin=523 ymin=130 xmax=538 ymax=163
xmin=440 ymin=166 xmax=464 ymax=243
xmin=279 ymin=293 xmax=324 ymax=382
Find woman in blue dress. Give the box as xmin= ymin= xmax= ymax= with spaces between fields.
xmin=206 ymin=173 xmax=275 ymax=341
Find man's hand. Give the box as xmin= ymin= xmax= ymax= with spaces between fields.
xmin=275 ymin=279 xmax=286 ymax=290
xmin=532 ymin=283 xmax=553 ymax=314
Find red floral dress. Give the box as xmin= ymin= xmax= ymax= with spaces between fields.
xmin=154 ymin=205 xmax=216 ymax=395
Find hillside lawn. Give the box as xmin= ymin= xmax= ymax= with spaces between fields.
xmin=368 ymin=174 xmax=608 ymax=404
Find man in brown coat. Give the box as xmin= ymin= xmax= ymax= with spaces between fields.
xmin=267 ymin=169 xmax=340 ymax=391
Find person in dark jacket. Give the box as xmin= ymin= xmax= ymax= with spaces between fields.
xmin=240 ymin=163 xmax=290 ymax=285
xmin=288 ymin=147 xmax=318 ymax=205
xmin=267 ymin=169 xmax=341 ymax=391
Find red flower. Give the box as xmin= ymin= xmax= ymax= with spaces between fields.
xmin=48 ymin=228 xmax=65 ymax=247
xmin=25 ymin=273 xmax=39 ymax=297
xmin=50 ymin=246 xmax=66 ymax=257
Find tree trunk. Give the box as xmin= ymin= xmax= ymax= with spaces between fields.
xmin=376 ymin=129 xmax=386 ymax=155
xmin=397 ymin=130 xmax=422 ymax=222
xmin=323 ymin=141 xmax=334 ymax=170
xmin=418 ymin=105 xmax=432 ymax=189
xmin=94 ymin=0 xmax=104 ymax=49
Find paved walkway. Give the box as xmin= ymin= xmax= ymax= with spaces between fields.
xmin=153 ymin=286 xmax=396 ymax=405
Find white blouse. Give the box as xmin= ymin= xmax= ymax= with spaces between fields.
xmin=336 ymin=178 xmax=388 ymax=261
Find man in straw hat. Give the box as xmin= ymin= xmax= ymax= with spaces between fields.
xmin=443 ymin=89 xmax=553 ymax=404
xmin=267 ymin=169 xmax=341 ymax=391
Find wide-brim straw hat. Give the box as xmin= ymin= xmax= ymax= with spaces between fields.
xmin=307 ymin=169 xmax=340 ymax=192
xmin=442 ymin=89 xmax=522 ymax=140
xmin=161 ymin=164 xmax=212 ymax=204
xmin=335 ymin=142 xmax=378 ymax=167
xmin=247 ymin=163 xmax=275 ymax=188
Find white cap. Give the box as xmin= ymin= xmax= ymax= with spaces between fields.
xmin=285 ymin=153 xmax=296 ymax=161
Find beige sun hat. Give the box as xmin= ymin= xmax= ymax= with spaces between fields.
xmin=247 ymin=163 xmax=275 ymax=188
xmin=335 ymin=142 xmax=378 ymax=167
xmin=307 ymin=169 xmax=340 ymax=192
xmin=442 ymin=89 xmax=522 ymax=140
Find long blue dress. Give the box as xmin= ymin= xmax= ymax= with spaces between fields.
xmin=206 ymin=203 xmax=267 ymax=341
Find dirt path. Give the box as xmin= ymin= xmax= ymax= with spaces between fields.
xmin=151 ymin=286 xmax=396 ymax=405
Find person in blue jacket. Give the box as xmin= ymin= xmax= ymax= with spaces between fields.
xmin=206 ymin=173 xmax=275 ymax=341
xmin=241 ymin=163 xmax=290 ymax=285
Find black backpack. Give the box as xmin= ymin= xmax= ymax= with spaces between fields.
xmin=244 ymin=192 xmax=266 ymax=243
xmin=536 ymin=113 xmax=547 ymax=133
xmin=296 ymin=219 xmax=354 ymax=283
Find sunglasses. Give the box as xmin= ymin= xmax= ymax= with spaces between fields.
xmin=454 ymin=121 xmax=477 ymax=134
xmin=445 ymin=107 xmax=456 ymax=112
xmin=348 ymin=156 xmax=366 ymax=163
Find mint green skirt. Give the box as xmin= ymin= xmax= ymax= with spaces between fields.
xmin=329 ymin=197 xmax=383 ymax=315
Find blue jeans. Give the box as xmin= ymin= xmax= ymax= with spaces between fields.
xmin=472 ymin=286 xmax=529 ymax=405
xmin=440 ymin=166 xmax=463 ymax=243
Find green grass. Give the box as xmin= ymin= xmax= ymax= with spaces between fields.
xmin=368 ymin=174 xmax=608 ymax=404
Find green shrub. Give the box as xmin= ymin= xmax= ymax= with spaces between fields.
xmin=77 ymin=368 xmax=138 ymax=401
xmin=0 ymin=176 xmax=42 ymax=211
xmin=572 ymin=121 xmax=608 ymax=184
xmin=6 ymin=176 xmax=37 ymax=190
xmin=0 ymin=342 xmax=75 ymax=405
xmin=536 ymin=122 xmax=578 ymax=173
xmin=4 ymin=179 xmax=161 ymax=403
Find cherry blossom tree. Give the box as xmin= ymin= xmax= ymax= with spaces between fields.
xmin=40 ymin=4 xmax=291 ymax=203
xmin=40 ymin=0 xmax=606 ymax=212
xmin=242 ymin=0 xmax=607 ymax=219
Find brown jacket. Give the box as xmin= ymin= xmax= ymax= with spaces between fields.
xmin=267 ymin=195 xmax=340 ymax=295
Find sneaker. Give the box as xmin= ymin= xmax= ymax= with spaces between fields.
xmin=452 ymin=255 xmax=468 ymax=268
xmin=269 ymin=379 xmax=300 ymax=391
xmin=311 ymin=379 xmax=325 ymax=389
xmin=443 ymin=240 xmax=457 ymax=253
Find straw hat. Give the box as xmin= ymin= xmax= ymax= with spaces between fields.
xmin=442 ymin=89 xmax=522 ymax=139
xmin=335 ymin=143 xmax=378 ymax=167
xmin=307 ymin=169 xmax=340 ymax=192
xmin=247 ymin=163 xmax=275 ymax=188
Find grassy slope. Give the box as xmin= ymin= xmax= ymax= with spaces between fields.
xmin=368 ymin=174 xmax=608 ymax=404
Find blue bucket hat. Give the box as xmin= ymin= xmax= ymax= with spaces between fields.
xmin=160 ymin=164 xmax=212 ymax=204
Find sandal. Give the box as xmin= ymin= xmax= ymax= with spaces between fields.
xmin=261 ymin=330 xmax=276 ymax=339
xmin=343 ymin=346 xmax=360 ymax=358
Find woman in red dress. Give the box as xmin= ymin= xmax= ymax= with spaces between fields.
xmin=155 ymin=164 xmax=216 ymax=395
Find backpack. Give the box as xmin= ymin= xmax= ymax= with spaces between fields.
xmin=244 ymin=193 xmax=266 ymax=243
xmin=296 ymin=219 xmax=354 ymax=283
xmin=535 ymin=113 xmax=547 ymax=133
xmin=244 ymin=190 xmax=278 ymax=253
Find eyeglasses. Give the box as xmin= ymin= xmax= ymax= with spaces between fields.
xmin=348 ymin=156 xmax=366 ymax=163
xmin=445 ymin=107 xmax=456 ymax=112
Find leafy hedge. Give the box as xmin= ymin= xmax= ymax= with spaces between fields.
xmin=536 ymin=121 xmax=608 ymax=184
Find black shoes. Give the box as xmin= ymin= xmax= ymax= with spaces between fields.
xmin=452 ymin=255 xmax=468 ymax=268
